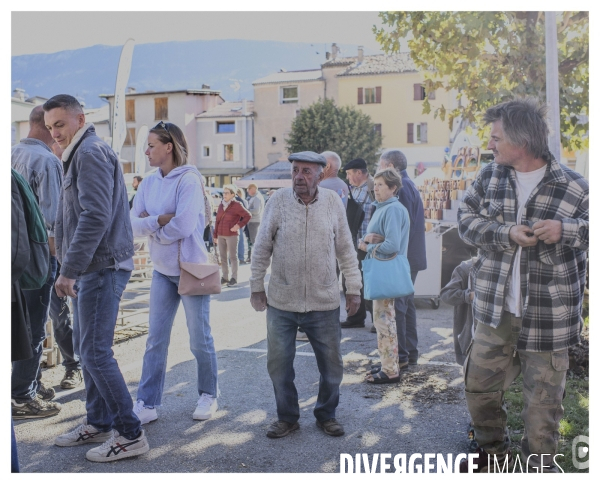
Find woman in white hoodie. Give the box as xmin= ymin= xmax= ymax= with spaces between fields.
xmin=130 ymin=121 xmax=218 ymax=424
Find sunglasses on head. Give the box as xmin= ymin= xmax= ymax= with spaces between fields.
xmin=154 ymin=121 xmax=172 ymax=139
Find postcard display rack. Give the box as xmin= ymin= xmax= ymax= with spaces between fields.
xmin=413 ymin=147 xmax=481 ymax=308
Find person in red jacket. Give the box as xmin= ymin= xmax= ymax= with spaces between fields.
xmin=214 ymin=184 xmax=251 ymax=286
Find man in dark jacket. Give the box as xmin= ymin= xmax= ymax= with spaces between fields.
xmin=11 ymin=170 xmax=35 ymax=473
xmin=377 ymin=150 xmax=427 ymax=369
xmin=11 ymin=106 xmax=65 ymax=418
xmin=43 ymin=94 xmax=149 ymax=463
xmin=12 ymin=105 xmax=82 ymax=408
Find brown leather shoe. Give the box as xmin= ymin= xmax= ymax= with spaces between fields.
xmin=316 ymin=418 xmax=345 ymax=437
xmin=266 ymin=420 xmax=300 ymax=439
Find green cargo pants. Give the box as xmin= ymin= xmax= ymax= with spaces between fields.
xmin=464 ymin=311 xmax=568 ymax=471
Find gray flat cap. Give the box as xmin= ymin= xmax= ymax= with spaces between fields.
xmin=288 ymin=151 xmax=327 ymax=166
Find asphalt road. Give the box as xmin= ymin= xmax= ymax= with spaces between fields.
xmin=14 ymin=263 xmax=472 ymax=473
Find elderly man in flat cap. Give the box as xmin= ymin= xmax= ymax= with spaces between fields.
xmin=250 ymin=151 xmax=362 ymax=439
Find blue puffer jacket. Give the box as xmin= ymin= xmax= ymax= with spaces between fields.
xmin=55 ymin=125 xmax=134 ymax=279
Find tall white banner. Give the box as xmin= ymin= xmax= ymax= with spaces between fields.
xmin=135 ymin=125 xmax=149 ymax=175
xmin=111 ymin=38 xmax=135 ymax=160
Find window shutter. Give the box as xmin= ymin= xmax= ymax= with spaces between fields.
xmin=375 ymin=86 xmax=382 ymax=103
xmin=421 ymin=123 xmax=428 ymax=143
xmin=357 ymin=88 xmax=363 ymax=104
xmin=414 ymin=84 xmax=422 ymax=100
xmin=407 ymin=123 xmax=414 ymax=143
xmin=234 ymin=143 xmax=240 ymax=162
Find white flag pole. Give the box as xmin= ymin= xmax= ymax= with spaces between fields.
xmin=135 ymin=125 xmax=149 ymax=175
xmin=111 ymin=38 xmax=135 ymax=161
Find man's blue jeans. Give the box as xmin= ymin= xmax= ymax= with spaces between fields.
xmin=237 ymin=228 xmax=245 ymax=261
xmin=394 ymin=270 xmax=419 ymax=363
xmin=12 ymin=256 xmax=56 ymax=401
xmin=136 ymin=270 xmax=218 ymax=405
xmin=266 ymin=305 xmax=342 ymax=423
xmin=11 ymin=417 xmax=19 ymax=473
xmin=72 ymin=268 xmax=141 ymax=440
xmin=47 ymin=261 xmax=80 ymax=371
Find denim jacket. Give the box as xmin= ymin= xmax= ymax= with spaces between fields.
xmin=55 ymin=125 xmax=134 ymax=279
xmin=11 ymin=138 xmax=63 ymax=237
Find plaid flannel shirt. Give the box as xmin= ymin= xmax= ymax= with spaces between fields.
xmin=457 ymin=158 xmax=588 ymax=352
xmin=351 ymin=181 xmax=375 ymax=244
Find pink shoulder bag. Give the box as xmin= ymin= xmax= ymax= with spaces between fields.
xmin=174 ymin=171 xmax=221 ymax=296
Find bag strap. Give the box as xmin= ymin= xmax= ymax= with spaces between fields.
xmin=368 ymin=243 xmax=398 ymax=261
xmin=174 ymin=171 xmax=211 ymax=228
xmin=347 ymin=184 xmax=355 ymax=201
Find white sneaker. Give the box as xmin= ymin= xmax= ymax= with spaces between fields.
xmin=193 ymin=393 xmax=218 ymax=420
xmin=54 ymin=417 xmax=113 ymax=447
xmin=86 ymin=429 xmax=150 ymax=463
xmin=133 ymin=400 xmax=158 ymax=425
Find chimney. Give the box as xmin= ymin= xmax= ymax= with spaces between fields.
xmin=126 ymin=86 xmax=136 ymax=94
xmin=331 ymin=43 xmax=339 ymax=60
xmin=358 ymin=46 xmax=364 ymax=63
xmin=13 ymin=88 xmax=26 ymax=101
xmin=202 ymin=84 xmax=210 ymax=89
xmin=326 ymin=52 xmax=330 ymax=60
xmin=242 ymin=99 xmax=248 ymax=115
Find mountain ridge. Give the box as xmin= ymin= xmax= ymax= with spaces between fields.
xmin=12 ymin=39 xmax=380 ymax=108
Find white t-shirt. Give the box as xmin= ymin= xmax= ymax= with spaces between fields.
xmin=505 ymin=165 xmax=547 ymax=316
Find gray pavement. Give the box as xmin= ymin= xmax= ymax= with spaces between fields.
xmin=14 ymin=263 xmax=472 ymax=473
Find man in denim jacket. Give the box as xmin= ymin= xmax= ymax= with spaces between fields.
xmin=457 ymin=98 xmax=588 ymax=472
xmin=44 ymin=95 xmax=149 ymax=463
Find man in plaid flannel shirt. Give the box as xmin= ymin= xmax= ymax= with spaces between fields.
xmin=457 ymin=98 xmax=588 ymax=473
xmin=341 ymin=158 xmax=375 ymax=328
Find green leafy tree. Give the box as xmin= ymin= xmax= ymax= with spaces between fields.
xmin=285 ymin=98 xmax=383 ymax=173
xmin=374 ymin=11 xmax=589 ymax=151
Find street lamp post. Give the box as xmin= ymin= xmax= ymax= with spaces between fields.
xmin=545 ymin=11 xmax=562 ymax=162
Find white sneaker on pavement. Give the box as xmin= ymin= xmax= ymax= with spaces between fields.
xmin=54 ymin=417 xmax=113 ymax=447
xmin=133 ymin=400 xmax=158 ymax=425
xmin=86 ymin=429 xmax=150 ymax=463
xmin=193 ymin=393 xmax=218 ymax=420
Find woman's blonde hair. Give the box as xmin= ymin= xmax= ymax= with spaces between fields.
xmin=223 ymin=184 xmax=238 ymax=196
xmin=149 ymin=121 xmax=189 ymax=167
xmin=374 ymin=168 xmax=403 ymax=195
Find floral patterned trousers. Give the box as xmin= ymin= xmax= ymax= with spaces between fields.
xmin=372 ymin=298 xmax=399 ymax=376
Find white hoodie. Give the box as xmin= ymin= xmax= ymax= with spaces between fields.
xmin=131 ymin=165 xmax=207 ymax=276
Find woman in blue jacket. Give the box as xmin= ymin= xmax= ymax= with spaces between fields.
xmin=357 ymin=168 xmax=410 ymax=384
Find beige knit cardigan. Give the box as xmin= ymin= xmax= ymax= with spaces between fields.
xmin=250 ymin=187 xmax=362 ymax=313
